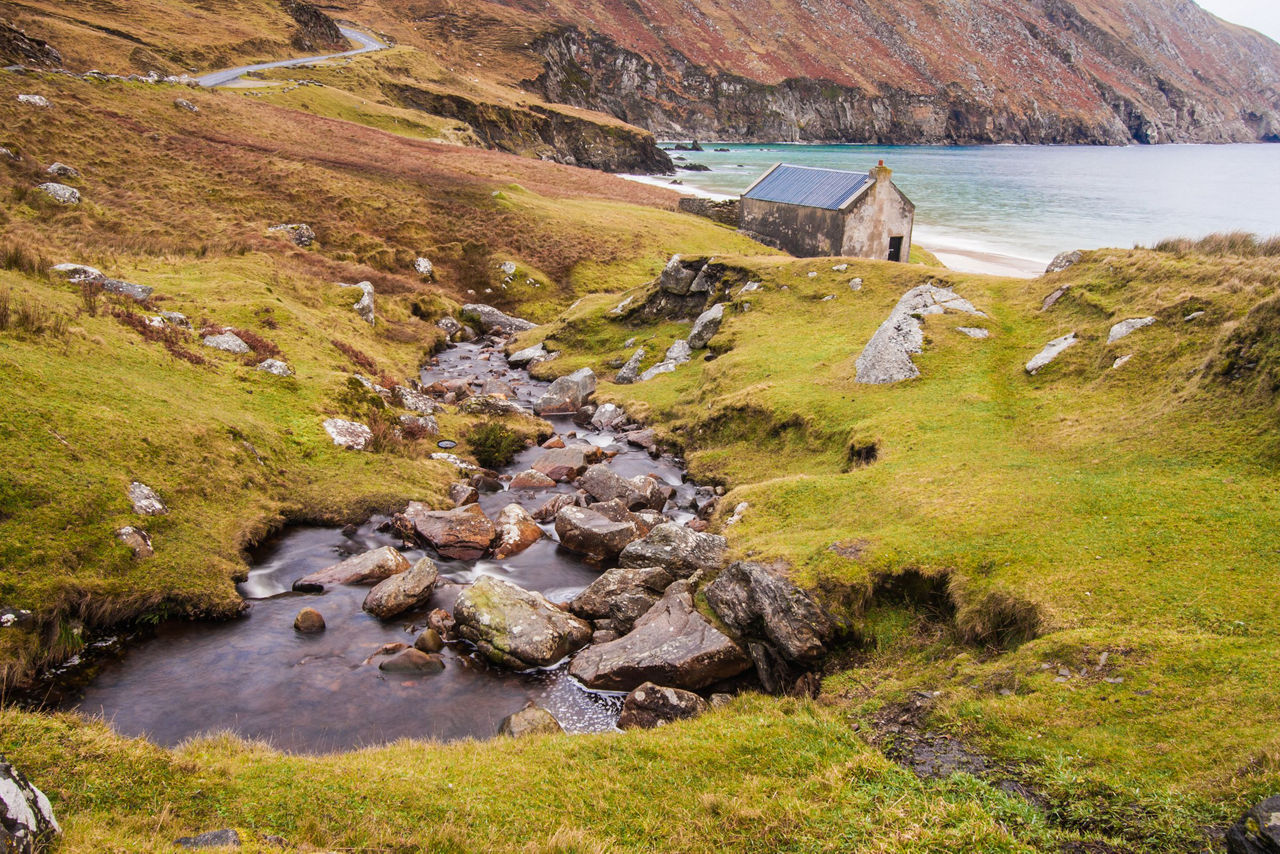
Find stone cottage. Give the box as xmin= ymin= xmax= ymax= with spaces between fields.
xmin=739 ymin=162 xmax=915 ymax=260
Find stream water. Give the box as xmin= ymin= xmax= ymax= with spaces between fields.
xmin=46 ymin=340 xmax=698 ymax=753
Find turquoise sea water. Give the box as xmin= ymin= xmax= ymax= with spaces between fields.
xmin=642 ymin=143 xmax=1280 ymax=274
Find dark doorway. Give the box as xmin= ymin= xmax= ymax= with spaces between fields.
xmin=888 ymin=236 xmax=904 ymax=262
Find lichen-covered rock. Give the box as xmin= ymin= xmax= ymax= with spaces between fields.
xmin=116 ymin=526 xmax=153 ymax=558
xmin=499 ymin=702 xmax=563 ymax=737
xmin=1025 ymin=332 xmax=1078 ymax=374
xmin=323 ymin=418 xmax=372 ymax=450
xmin=45 ymin=162 xmax=79 ymax=179
xmin=535 ymin=368 xmax=596 ymax=414
xmin=414 ymin=257 xmax=434 ymax=278
xmin=509 ymin=469 xmax=557 ymax=490
xmin=454 ymin=576 xmax=591 ymax=669
xmin=492 ymin=503 xmax=544 ymax=559
xmin=16 ymin=94 xmax=49 ymax=107
xmin=568 ymin=581 xmax=751 ymax=691
xmin=533 ymin=491 xmax=582 ymax=522
xmin=507 ymin=342 xmax=546 ymax=367
xmin=618 ymin=523 xmax=727 ymax=578
xmin=590 ymin=403 xmax=627 ymax=430
xmin=127 ymin=481 xmax=167 ymax=516
xmin=855 ymin=284 xmax=984 ymax=384
xmin=175 ymin=828 xmax=240 ymax=849
xmin=570 ymin=565 xmax=674 ymax=633
xmin=1225 ymin=794 xmax=1280 ymax=854
xmin=256 ymin=358 xmax=292 ymax=376
xmin=688 ymin=303 xmax=724 ymax=350
xmin=292 ymin=545 xmax=411 ymax=592
xmin=174 ymin=98 xmax=199 ymax=113
xmin=1044 ymin=250 xmax=1083 ymax=274
xmin=362 ymin=556 xmax=439 ymax=618
xmin=658 ymin=254 xmax=705 ymax=295
xmin=268 ymin=223 xmax=314 ymax=247
xmin=555 ymin=505 xmax=640 ymax=561
xmin=35 ymin=182 xmax=79 ymax=205
xmin=394 ymin=385 xmax=441 ymax=415
xmin=579 ymin=464 xmax=665 ymax=511
xmin=704 ymin=561 xmax=832 ymax=664
xmin=615 ymin=348 xmax=645 ymax=384
xmin=463 ymin=303 xmax=536 ymax=335
xmin=0 ymin=755 xmax=60 ymax=853
xmin=616 ymin=682 xmax=709 ymax=729
xmin=344 ymin=281 xmax=375 ymax=326
xmin=202 ymin=331 xmax=250 ymax=354
xmin=1107 ymin=316 xmax=1156 ymax=343
xmin=399 ymin=501 xmax=495 ymax=559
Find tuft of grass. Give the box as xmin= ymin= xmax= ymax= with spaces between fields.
xmin=1149 ymin=231 xmax=1280 ymax=257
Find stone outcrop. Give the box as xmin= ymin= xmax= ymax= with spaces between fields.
xmin=256 ymin=358 xmax=291 ymax=376
xmin=1045 ymin=250 xmax=1083 ymax=275
xmin=0 ymin=755 xmax=60 ymax=853
xmin=268 ymin=223 xmax=314 ymax=247
xmin=362 ymin=557 xmax=440 ymax=618
xmin=855 ymin=284 xmax=984 ymax=384
xmin=35 ymin=183 xmax=79 ymax=205
xmin=616 ymin=682 xmax=709 ymax=729
xmin=398 ymin=502 xmax=496 ymax=560
xmin=570 ymin=564 xmax=674 ymax=634
xmin=293 ymin=545 xmax=411 ymax=592
xmin=323 ymin=418 xmax=372 ymax=450
xmin=175 ymin=829 xmax=240 ymax=849
xmin=614 ymin=348 xmax=645 ymax=384
xmin=618 ymin=523 xmax=727 ymax=578
xmin=454 ymin=576 xmax=592 ymax=669
xmin=282 ymin=0 xmax=348 ymax=52
xmin=1025 ymin=333 xmax=1078 ymax=374
xmin=507 ymin=342 xmax=546 ymax=367
xmin=0 ymin=22 xmax=62 ymax=68
xmin=568 ymin=581 xmax=751 ymax=691
xmin=704 ymin=561 xmax=832 ymax=664
xmin=462 ymin=303 xmax=537 ymax=335
xmin=499 ymin=702 xmax=564 ymax=737
xmin=344 ymin=282 xmax=375 ymax=326
xmin=1226 ymin=794 xmax=1280 ymax=854
xmin=202 ymin=332 xmax=250 ymax=354
xmin=1107 ymin=316 xmax=1156 ymax=344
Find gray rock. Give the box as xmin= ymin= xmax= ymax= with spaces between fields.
xmin=35 ymin=183 xmax=79 ymax=205
xmin=399 ymin=502 xmax=495 ymax=560
xmin=688 ymin=303 xmax=724 ymax=350
xmin=0 ymin=755 xmax=60 ymax=853
xmin=615 ymin=348 xmax=645 ymax=384
xmin=161 ymin=311 xmax=191 ymax=328
xmin=256 ymin=358 xmax=291 ymax=376
xmin=618 ymin=523 xmax=727 ymax=578
xmin=568 ymin=582 xmax=751 ymax=691
xmin=127 ymin=481 xmax=167 ymax=516
xmin=454 ymin=576 xmax=591 ymax=669
xmin=0 ymin=609 xmax=35 ymax=630
xmin=1040 ymin=285 xmax=1070 ymax=311
xmin=459 ymin=394 xmax=529 ymax=417
xmin=623 ymin=428 xmax=658 ymax=451
xmin=414 ymin=257 xmax=434 ymax=278
xmin=49 ymin=263 xmax=102 ymax=282
xmin=498 ymin=261 xmax=518 ymax=277
xmin=498 ymin=702 xmax=563 ymax=737
xmin=344 ymin=281 xmax=375 ymax=326
xmin=293 ymin=545 xmax=411 ymax=592
xmin=1225 ymin=794 xmax=1280 ymax=854
xmin=0 ymin=147 xmax=16 ymax=161
xmin=848 ymin=278 xmax=863 ymax=290
xmin=704 ymin=561 xmax=833 ymax=664
xmin=16 ymin=94 xmax=49 ymax=107
xmin=45 ymin=162 xmax=79 ymax=179
xmin=268 ymin=223 xmax=314 ymax=247
xmin=1107 ymin=316 xmax=1156 ymax=344
xmin=956 ymin=327 xmax=989 ymax=339
xmin=322 ymin=418 xmax=372 ymax=450
xmin=590 ymin=403 xmax=627 ymax=430
xmin=659 ymin=254 xmax=703 ymax=295
xmin=202 ymin=332 xmax=250 ymax=354
xmin=174 ymin=98 xmax=199 ymax=113
xmin=1025 ymin=333 xmax=1078 ymax=374
xmin=855 ymin=284 xmax=985 ymax=384
xmin=399 ymin=414 xmax=438 ymax=435
xmin=531 ymin=446 xmax=595 ymax=481
xmin=1045 ymin=250 xmax=1083 ymax=274
xmin=1184 ymin=311 xmax=1206 ymax=322
xmin=116 ymin=526 xmax=153 ymax=558
xmin=506 ymin=342 xmax=546 ymax=367
xmin=362 ymin=556 xmax=439 ymax=619
xmin=617 ymin=682 xmax=710 ymax=729
xmin=176 ymin=829 xmax=240 ymax=849
xmin=532 ymin=492 xmax=583 ymax=522
xmin=448 ymin=482 xmax=479 ymax=506
xmin=394 ymin=386 xmax=440 ymax=415
xmin=535 ymin=368 xmax=596 ymax=414
xmin=639 ymin=340 xmax=693 ymax=382
xmin=1112 ymin=354 xmax=1133 ymax=369
xmin=437 ymin=316 xmax=464 ymax=339
xmin=579 ymin=464 xmax=665 ymax=511
xmin=554 ymin=505 xmax=640 ymax=561
xmin=102 ymin=277 xmax=153 ymax=302
xmin=462 ymin=303 xmax=536 ymax=335
xmin=570 ymin=565 xmax=674 ymax=633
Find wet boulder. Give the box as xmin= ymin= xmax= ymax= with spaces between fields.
xmin=590 ymin=403 xmax=627 ymax=430
xmin=378 ymin=648 xmax=444 ymax=673
xmin=704 ymin=561 xmax=833 ymax=665
xmin=447 ymin=482 xmax=479 ymax=506
xmin=362 ymin=557 xmax=439 ymax=619
xmin=293 ymin=607 xmax=325 ymax=633
xmin=509 ymin=469 xmax=557 ymax=490
xmin=454 ymin=576 xmax=591 ymax=669
xmin=462 ymin=303 xmax=537 ymax=335
xmin=492 ymin=503 xmax=544 ymax=559
xmin=498 ymin=702 xmax=563 ymax=737
xmin=570 ymin=565 xmax=675 ymax=621
xmin=554 ymin=506 xmax=639 ymax=561
xmin=293 ymin=545 xmax=411 ymax=592
xmin=531 ymin=446 xmax=592 ymax=482
xmin=0 ymin=755 xmax=60 ymax=853
xmin=400 ymin=501 xmax=495 ymax=560
xmin=618 ymin=523 xmax=728 ymax=578
xmin=1227 ymin=795 xmax=1280 ymax=854
xmin=579 ymin=464 xmax=665 ymax=511
xmin=617 ymin=682 xmax=709 ymax=730
xmin=532 ymin=492 xmax=582 ymax=522
xmin=568 ymin=582 xmax=751 ymax=691
xmin=534 ymin=368 xmax=596 ymax=415
xmin=414 ymin=627 xmax=444 ymax=653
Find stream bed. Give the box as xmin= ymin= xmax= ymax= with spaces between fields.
xmin=45 ymin=339 xmax=700 ymax=753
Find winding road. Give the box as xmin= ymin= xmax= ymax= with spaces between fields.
xmin=197 ymin=26 xmax=387 ymax=88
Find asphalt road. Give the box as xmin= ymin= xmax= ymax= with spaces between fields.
xmin=197 ymin=26 xmax=387 ymax=88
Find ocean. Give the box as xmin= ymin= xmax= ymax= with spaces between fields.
xmin=627 ymin=143 xmax=1280 ymax=276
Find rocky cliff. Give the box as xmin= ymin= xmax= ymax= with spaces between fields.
xmin=508 ymin=0 xmax=1280 ymax=144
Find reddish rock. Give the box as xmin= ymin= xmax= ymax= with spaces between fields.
xmin=554 ymin=505 xmax=640 ymax=561
xmin=379 ymin=648 xmax=445 ymax=673
xmin=532 ymin=492 xmax=582 ymax=522
xmin=401 ymin=502 xmax=496 ymax=559
xmin=293 ymin=546 xmax=411 ymax=592
xmin=293 ymin=607 xmax=325 ymax=633
xmin=510 ymin=469 xmax=557 ymax=490
xmin=493 ymin=503 xmax=545 ymax=559
xmin=530 ymin=447 xmax=591 ymax=482
xmin=448 ymin=482 xmax=479 ymax=506
xmin=541 ymin=436 xmax=566 ymax=449
xmin=617 ymin=682 xmax=709 ymax=729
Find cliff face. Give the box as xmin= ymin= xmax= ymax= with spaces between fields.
xmin=510 ymin=0 xmax=1280 ymax=144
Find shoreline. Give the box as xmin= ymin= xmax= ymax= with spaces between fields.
xmin=620 ymin=173 xmax=1047 ymax=279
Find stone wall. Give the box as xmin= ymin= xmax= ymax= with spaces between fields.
xmin=841 ymin=166 xmax=914 ymax=261
xmin=740 ymin=198 xmax=845 ymax=257
xmin=677 ymin=197 xmax=740 ymax=227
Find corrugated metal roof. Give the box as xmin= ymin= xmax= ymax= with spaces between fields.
xmin=741 ymin=164 xmax=870 ymax=210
